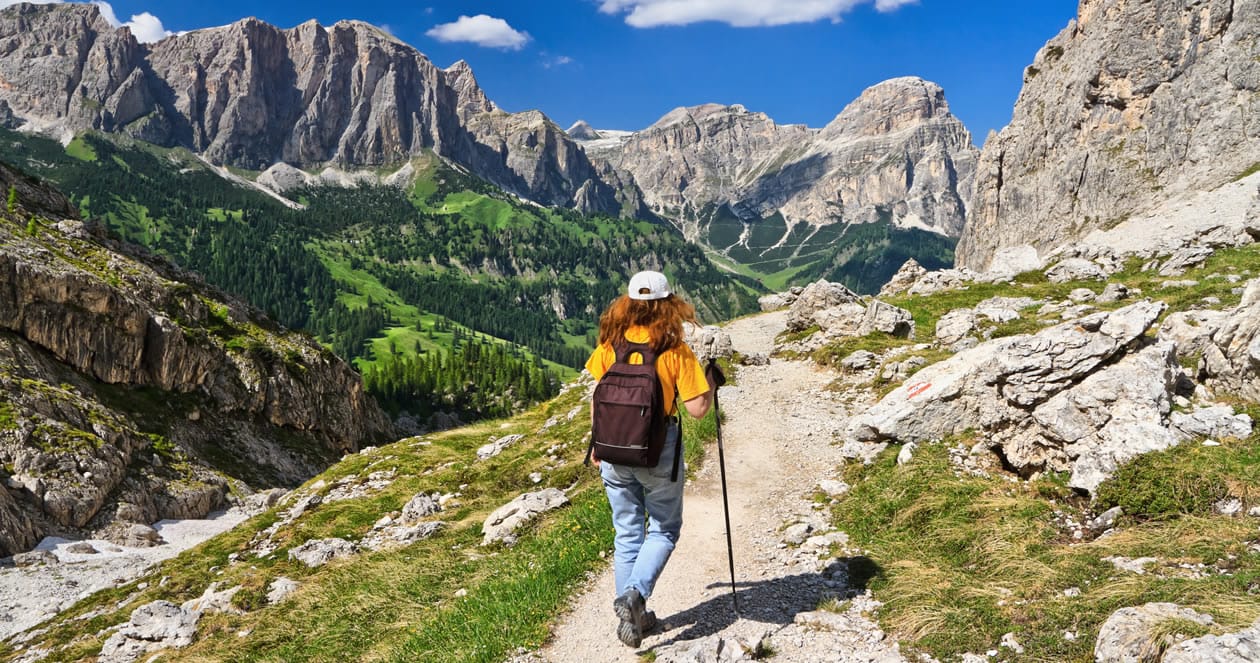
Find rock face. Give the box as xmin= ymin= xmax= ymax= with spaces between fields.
xmin=592 ymin=78 xmax=977 ymax=241
xmin=844 ymin=300 xmax=1181 ymax=492
xmin=0 ymin=162 xmax=392 ymax=556
xmin=959 ymin=0 xmax=1260 ymax=269
xmin=0 ymin=3 xmax=622 ymax=214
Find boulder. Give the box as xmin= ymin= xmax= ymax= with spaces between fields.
xmin=785 ymin=281 xmax=862 ymax=332
xmin=814 ymin=303 xmax=867 ymax=337
xmin=935 ymin=309 xmax=977 ymax=347
xmin=98 ymin=600 xmax=201 ymax=663
xmin=103 ymin=523 xmax=164 ymax=548
xmin=287 ymin=538 xmax=356 ymax=568
xmin=840 ymin=350 xmax=877 ymax=371
xmin=985 ymin=245 xmax=1043 ymax=277
xmin=12 ymin=550 xmax=57 ymax=567
xmin=758 ymin=293 xmax=793 ymax=312
xmin=686 ymin=325 xmax=734 ymax=361
xmin=1163 ymin=619 xmax=1260 ymax=663
xmin=1158 ymin=245 xmax=1215 ymax=277
xmin=858 ymin=301 xmax=914 ymax=338
xmin=1095 ymin=603 xmax=1214 ymax=663
xmin=907 ymin=268 xmax=978 ymax=296
xmin=1097 ymin=282 xmax=1132 ymax=304
xmin=1046 ymin=258 xmax=1107 ymax=283
xmin=879 ymin=258 xmax=927 ymax=297
xmin=1170 ymin=407 xmax=1253 ymax=442
xmin=481 ymin=488 xmax=569 ymax=546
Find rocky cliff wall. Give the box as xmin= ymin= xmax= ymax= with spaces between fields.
xmin=0 ymin=161 xmax=393 ymax=555
xmin=958 ymin=0 xmax=1260 ymax=270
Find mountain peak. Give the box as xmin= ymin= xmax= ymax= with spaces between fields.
xmin=566 ymin=120 xmax=601 ymax=140
xmin=822 ymin=76 xmax=953 ymax=137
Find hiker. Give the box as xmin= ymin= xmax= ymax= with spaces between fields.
xmin=585 ymin=270 xmax=715 ymax=648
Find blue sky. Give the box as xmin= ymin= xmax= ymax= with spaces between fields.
xmin=75 ymin=1 xmax=1079 ymax=145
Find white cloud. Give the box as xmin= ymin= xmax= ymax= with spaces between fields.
xmin=543 ymin=55 xmax=574 ymax=68
xmin=0 ymin=1 xmax=173 ymax=42
xmin=118 ymin=10 xmax=172 ymax=42
xmin=598 ymin=0 xmax=917 ymax=28
xmin=426 ymin=14 xmax=530 ymax=50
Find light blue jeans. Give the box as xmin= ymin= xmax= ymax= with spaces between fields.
xmin=600 ymin=421 xmax=684 ymax=600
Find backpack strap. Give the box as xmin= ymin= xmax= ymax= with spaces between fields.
xmin=669 ymin=395 xmax=682 ymax=482
xmin=613 ymin=340 xmax=657 ymax=366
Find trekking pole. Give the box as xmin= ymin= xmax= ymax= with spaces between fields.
xmin=706 ymin=359 xmax=738 ymax=615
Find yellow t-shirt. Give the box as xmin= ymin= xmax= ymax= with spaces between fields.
xmin=585 ymin=326 xmax=709 ymax=417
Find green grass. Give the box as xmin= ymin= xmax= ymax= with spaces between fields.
xmin=829 ymin=431 xmax=1260 ymax=661
xmin=64 ymin=136 xmax=98 ymax=162
xmin=1234 ymin=161 xmax=1260 ymax=182
xmin=4 ymin=366 xmax=728 ymax=662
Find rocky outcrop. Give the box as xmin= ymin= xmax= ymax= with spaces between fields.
xmin=98 ymin=600 xmax=201 ymax=663
xmin=593 ymin=78 xmax=977 ymax=241
xmin=0 ymin=3 xmax=621 ymax=213
xmin=843 ymin=300 xmax=1185 ymax=492
xmin=1200 ymin=279 xmax=1260 ymax=400
xmin=959 ymin=0 xmax=1260 ymax=270
xmin=1163 ymin=619 xmax=1260 ymax=662
xmin=0 ymin=162 xmax=392 ymax=556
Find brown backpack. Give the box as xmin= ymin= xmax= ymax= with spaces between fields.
xmin=585 ymin=341 xmax=682 ymax=481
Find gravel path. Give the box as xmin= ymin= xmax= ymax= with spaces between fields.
xmin=529 ymin=311 xmax=907 ymax=662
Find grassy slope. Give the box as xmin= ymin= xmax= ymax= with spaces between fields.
xmin=3 ymin=364 xmax=725 ymax=662
xmin=808 ymin=243 xmax=1260 ymax=660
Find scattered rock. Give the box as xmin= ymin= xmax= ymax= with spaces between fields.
xmin=817 ymin=479 xmax=850 ymax=498
xmin=1068 ymin=288 xmax=1096 ymax=303
xmin=477 ymin=434 xmax=526 ymax=460
xmin=1087 ymin=506 xmax=1123 ymax=531
xmin=266 ymin=577 xmax=299 ymax=605
xmin=1162 ymin=618 xmax=1260 ymax=663
xmin=896 ymin=442 xmax=918 ymax=466
xmin=1000 ymin=632 xmax=1025 ymax=654
xmin=1103 ymin=556 xmax=1159 ymax=575
xmin=181 ymin=583 xmax=243 ymax=615
xmin=481 ymin=489 xmax=569 ymax=546
xmin=1158 ymin=245 xmax=1215 ymax=276
xmin=1215 ymin=498 xmax=1244 ymax=516
xmin=782 ymin=523 xmax=813 ymax=545
xmin=1046 ymin=258 xmax=1107 ymax=283
xmin=907 ymin=268 xmax=978 ymax=296
xmin=653 ymin=629 xmax=775 ymax=662
xmin=840 ymin=350 xmax=877 ymax=371
xmin=401 ymin=493 xmax=442 ymax=522
xmin=98 ymin=600 xmax=201 ymax=663
xmin=1095 ymin=603 xmax=1214 ymax=663
xmin=1097 ymin=282 xmax=1131 ymax=304
xmin=1170 ymin=406 xmax=1252 ymax=441
xmin=287 ymin=538 xmax=357 ymax=568
xmin=11 ymin=550 xmax=58 ymax=567
xmin=66 ymin=542 xmax=97 ymax=554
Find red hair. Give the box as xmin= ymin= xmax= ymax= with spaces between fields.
xmin=597 ymin=294 xmax=698 ymax=353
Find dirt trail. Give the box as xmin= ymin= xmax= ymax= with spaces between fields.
xmin=533 ymin=311 xmax=902 ymax=662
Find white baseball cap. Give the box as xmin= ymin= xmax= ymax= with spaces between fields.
xmin=628 ymin=270 xmax=671 ymax=300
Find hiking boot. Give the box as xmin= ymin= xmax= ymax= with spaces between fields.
xmin=613 ymin=588 xmax=646 ymax=647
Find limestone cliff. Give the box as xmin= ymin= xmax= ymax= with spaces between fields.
xmin=0 ymin=3 xmax=621 ymax=213
xmin=585 ymin=78 xmax=978 ymax=240
xmin=0 ymin=162 xmax=393 ymax=556
xmin=958 ymin=0 xmax=1260 ymax=270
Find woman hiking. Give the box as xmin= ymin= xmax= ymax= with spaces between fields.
xmin=584 ymin=270 xmax=714 ymax=648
